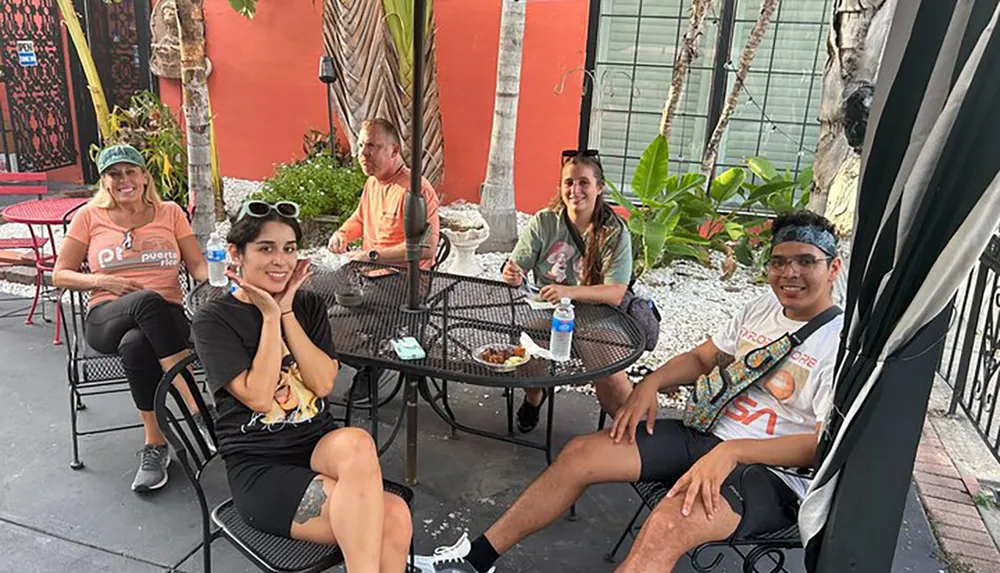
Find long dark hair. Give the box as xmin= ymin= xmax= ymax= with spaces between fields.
xmin=550 ymin=154 xmax=623 ymax=286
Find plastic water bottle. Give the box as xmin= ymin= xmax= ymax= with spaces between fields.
xmin=206 ymin=232 xmax=228 ymax=287
xmin=550 ymin=297 xmax=574 ymax=362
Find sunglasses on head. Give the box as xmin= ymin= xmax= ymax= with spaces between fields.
xmin=561 ymin=149 xmax=602 ymax=166
xmin=236 ymin=200 xmax=300 ymax=222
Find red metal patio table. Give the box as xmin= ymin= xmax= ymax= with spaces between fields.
xmin=2 ymin=197 xmax=89 ymax=344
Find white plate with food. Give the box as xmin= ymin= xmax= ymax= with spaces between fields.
xmin=473 ymin=343 xmax=531 ymax=372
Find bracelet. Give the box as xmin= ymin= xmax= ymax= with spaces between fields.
xmin=281 ymin=310 xmax=294 ymax=317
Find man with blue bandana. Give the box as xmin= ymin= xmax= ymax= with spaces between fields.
xmin=418 ymin=210 xmax=845 ymax=573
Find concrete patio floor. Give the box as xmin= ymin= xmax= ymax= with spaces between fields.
xmin=0 ymin=297 xmax=946 ymax=572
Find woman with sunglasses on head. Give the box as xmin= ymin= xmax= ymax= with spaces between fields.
xmin=500 ymin=149 xmax=634 ymax=433
xmin=191 ymin=200 xmax=412 ymax=573
xmin=54 ymin=144 xmax=210 ymax=492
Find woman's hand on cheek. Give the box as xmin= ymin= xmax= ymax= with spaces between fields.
xmin=275 ymin=259 xmax=313 ymax=313
xmin=226 ymin=270 xmax=282 ymax=320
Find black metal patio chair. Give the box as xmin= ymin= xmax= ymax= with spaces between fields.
xmin=605 ymin=465 xmax=808 ymax=573
xmin=153 ymin=353 xmax=416 ymax=573
xmin=61 ymin=264 xmax=200 ymax=469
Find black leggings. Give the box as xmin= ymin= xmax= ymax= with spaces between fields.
xmin=85 ymin=291 xmax=190 ymax=411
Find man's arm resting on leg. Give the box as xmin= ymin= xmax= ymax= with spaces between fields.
xmin=669 ymin=426 xmax=821 ymax=519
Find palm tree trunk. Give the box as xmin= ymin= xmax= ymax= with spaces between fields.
xmin=323 ymin=0 xmax=446 ymax=186
xmin=175 ymin=0 xmax=215 ymax=247
xmin=700 ymin=0 xmax=780 ymax=177
xmin=660 ymin=0 xmax=712 ymax=139
xmin=808 ymin=0 xmax=894 ymax=219
xmin=479 ymin=0 xmax=526 ymax=253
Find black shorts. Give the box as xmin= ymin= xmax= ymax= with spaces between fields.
xmin=635 ymin=419 xmax=800 ymax=537
xmin=225 ymin=443 xmax=319 ymax=537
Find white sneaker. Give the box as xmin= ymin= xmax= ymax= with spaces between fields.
xmin=414 ymin=533 xmax=495 ymax=573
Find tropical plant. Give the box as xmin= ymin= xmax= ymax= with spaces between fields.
xmin=302 ymin=129 xmax=353 ymax=164
xmin=90 ymin=91 xmax=188 ymax=207
xmin=732 ymin=156 xmax=813 ymax=268
xmin=608 ymin=136 xmax=815 ymax=274
xmin=479 ymin=0 xmax=526 ymax=252
xmin=251 ymin=155 xmax=367 ymax=223
xmin=607 ymin=135 xmax=716 ymax=273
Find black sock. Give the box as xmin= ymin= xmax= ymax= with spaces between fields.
xmin=466 ymin=535 xmax=500 ymax=572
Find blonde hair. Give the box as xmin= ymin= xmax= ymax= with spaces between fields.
xmin=89 ymin=166 xmax=161 ymax=209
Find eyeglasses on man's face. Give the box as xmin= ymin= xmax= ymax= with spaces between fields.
xmin=766 ymin=255 xmax=832 ymax=273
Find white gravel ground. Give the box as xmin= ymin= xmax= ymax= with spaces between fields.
xmin=0 ymin=193 xmax=767 ymax=408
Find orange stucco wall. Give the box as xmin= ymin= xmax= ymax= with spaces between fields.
xmin=158 ymin=0 xmax=589 ymax=215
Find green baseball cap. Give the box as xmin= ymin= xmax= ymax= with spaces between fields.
xmin=96 ymin=144 xmax=146 ymax=174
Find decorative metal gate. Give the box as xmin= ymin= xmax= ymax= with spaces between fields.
xmin=0 ymin=0 xmax=77 ymax=172
xmin=939 ymin=234 xmax=1000 ymax=462
xmin=86 ymin=0 xmax=153 ymax=112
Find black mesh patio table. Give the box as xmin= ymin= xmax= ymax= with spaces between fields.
xmin=188 ymin=261 xmax=646 ymax=484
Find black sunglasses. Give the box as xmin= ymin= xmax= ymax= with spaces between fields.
xmin=561 ymin=149 xmax=602 ymax=164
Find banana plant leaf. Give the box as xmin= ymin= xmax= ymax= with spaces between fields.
xmin=745 ymin=179 xmax=798 ymax=204
xmin=734 ymin=236 xmax=755 ymax=266
xmin=632 ymin=135 xmax=670 ymax=202
xmin=746 ymin=156 xmax=779 ymax=182
xmin=796 ymin=165 xmax=814 ymax=190
xmin=709 ymin=167 xmax=747 ymax=203
xmin=607 ymin=181 xmax=640 ymax=218
xmin=665 ymin=240 xmax=712 ymax=266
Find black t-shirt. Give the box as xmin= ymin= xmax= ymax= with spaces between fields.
xmin=191 ymin=290 xmax=339 ymax=459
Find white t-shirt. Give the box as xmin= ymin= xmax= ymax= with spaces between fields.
xmin=710 ymin=291 xmax=844 ymax=499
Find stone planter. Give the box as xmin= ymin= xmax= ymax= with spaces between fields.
xmin=441 ymin=224 xmax=490 ymax=276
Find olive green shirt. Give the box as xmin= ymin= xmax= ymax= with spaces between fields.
xmin=509 ymin=209 xmax=632 ymax=286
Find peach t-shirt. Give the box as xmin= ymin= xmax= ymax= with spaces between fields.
xmin=337 ymin=166 xmax=440 ymax=269
xmin=66 ymin=201 xmax=193 ymax=309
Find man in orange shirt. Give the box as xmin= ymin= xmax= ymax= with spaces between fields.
xmin=328 ymin=118 xmax=440 ymax=403
xmin=327 ymin=118 xmax=439 ymax=269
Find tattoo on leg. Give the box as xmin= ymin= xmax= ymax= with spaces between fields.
xmin=715 ymin=351 xmax=735 ymax=370
xmin=293 ymin=477 xmax=327 ymax=524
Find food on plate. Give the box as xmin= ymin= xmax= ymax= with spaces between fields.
xmin=479 ymin=345 xmax=528 ymax=367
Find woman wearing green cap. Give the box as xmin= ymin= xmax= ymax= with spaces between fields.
xmin=53 ymin=144 xmax=211 ymax=493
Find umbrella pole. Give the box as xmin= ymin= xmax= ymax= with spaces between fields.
xmin=404 ymin=0 xmax=428 ymax=312
xmin=402 ymin=0 xmax=427 ymax=487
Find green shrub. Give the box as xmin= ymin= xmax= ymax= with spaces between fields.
xmin=252 ymin=154 xmax=367 ymax=222
xmin=90 ymin=91 xmax=188 ymax=207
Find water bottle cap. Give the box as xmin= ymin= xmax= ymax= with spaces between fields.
xmin=561 ymin=297 xmax=571 ymax=305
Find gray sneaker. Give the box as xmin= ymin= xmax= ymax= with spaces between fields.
xmin=131 ymin=444 xmax=170 ymax=493
xmin=192 ymin=412 xmax=217 ymax=454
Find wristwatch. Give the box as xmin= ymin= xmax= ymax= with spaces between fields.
xmin=368 ymin=249 xmax=379 ymax=262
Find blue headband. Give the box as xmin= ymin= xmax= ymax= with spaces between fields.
xmin=773 ymin=225 xmax=838 ymax=257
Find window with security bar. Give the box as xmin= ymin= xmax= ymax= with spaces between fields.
xmin=588 ymin=0 xmax=830 ymax=194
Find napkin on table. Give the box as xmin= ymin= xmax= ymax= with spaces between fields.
xmin=520 ymin=331 xmax=553 ymax=361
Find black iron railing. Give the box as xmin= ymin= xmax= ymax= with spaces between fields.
xmin=939 ymin=233 xmax=1000 ymax=462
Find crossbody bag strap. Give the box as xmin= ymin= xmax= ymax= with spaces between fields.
xmin=562 ymin=208 xmax=587 ymax=256
xmin=790 ymin=305 xmax=843 ymax=346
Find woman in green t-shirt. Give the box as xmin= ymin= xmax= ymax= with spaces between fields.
xmin=501 ymin=150 xmax=633 ymax=433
